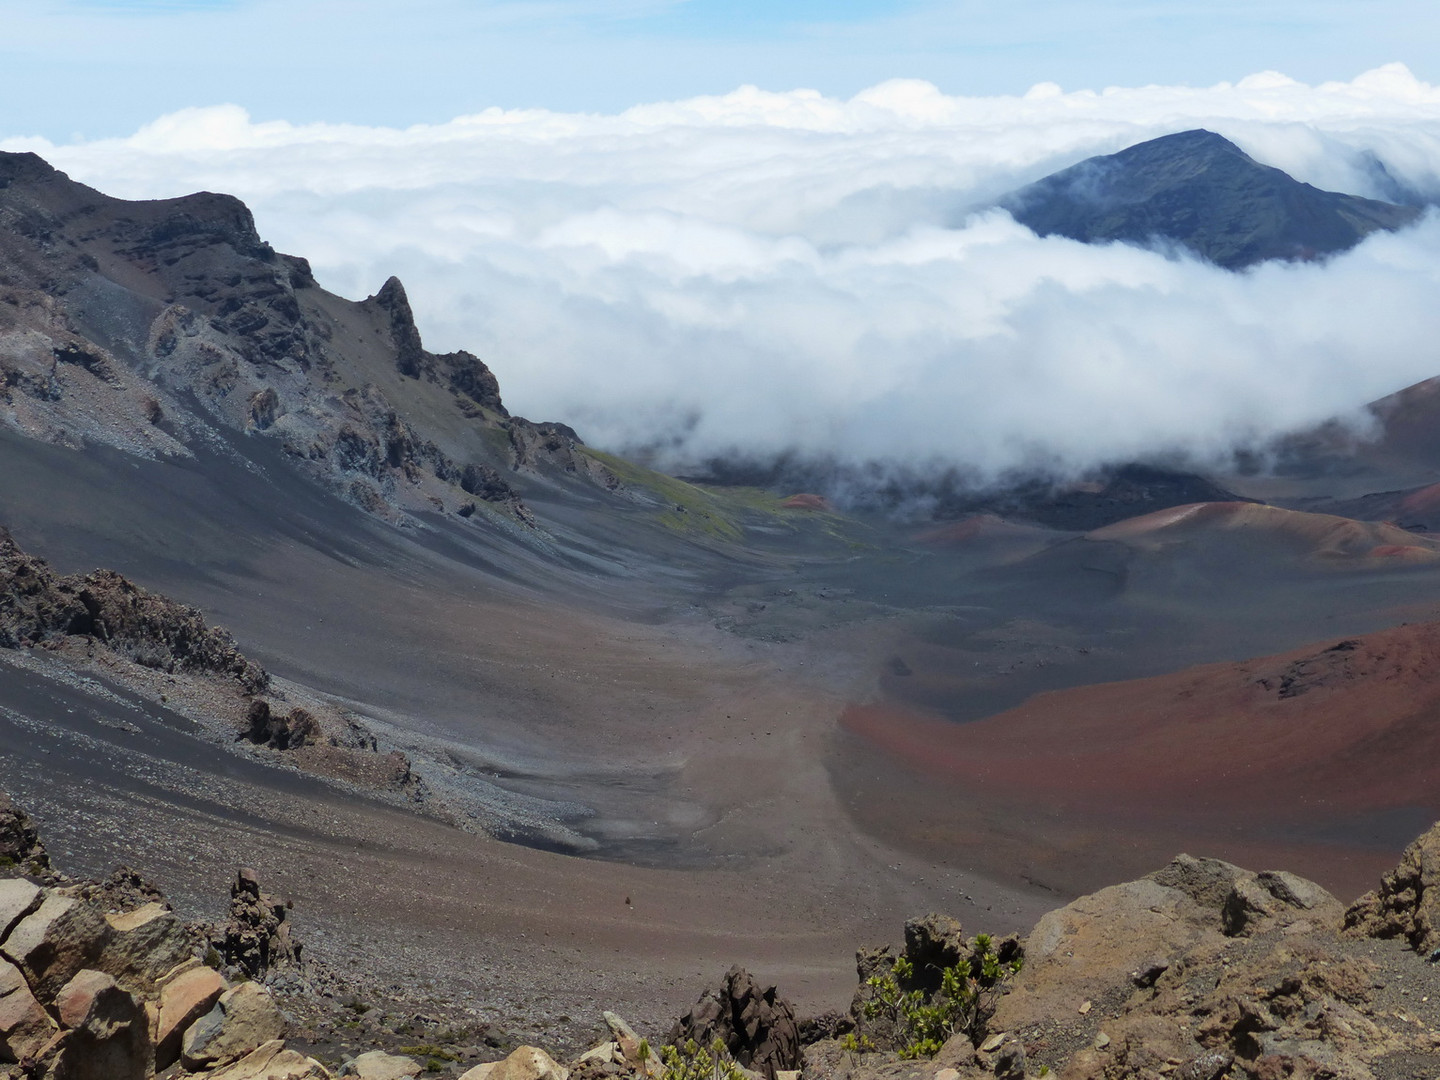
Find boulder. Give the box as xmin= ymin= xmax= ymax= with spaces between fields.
xmin=44 ymin=968 xmax=151 ymax=1080
xmin=208 ymin=1039 xmax=334 ymax=1079
xmin=1345 ymin=819 xmax=1440 ymax=952
xmin=53 ymin=968 xmax=118 ymax=1029
xmin=342 ymin=1049 xmax=422 ymax=1078
xmin=0 ymin=957 xmax=58 ymax=1062
xmin=97 ymin=901 xmax=195 ymax=993
xmin=0 ymin=880 xmax=41 ymax=942
xmin=1222 ymin=870 xmax=1340 ymax=938
xmin=155 ymin=964 xmax=227 ymax=1068
xmin=901 ymin=914 xmax=966 ymax=994
xmin=181 ymin=981 xmax=287 ymax=1069
xmin=0 ymin=892 xmax=112 ymax=1002
xmin=0 ymin=794 xmax=55 ymax=881
xmin=993 ymin=858 xmax=1236 ymax=1033
xmin=667 ymin=966 xmax=801 ymax=1080
xmin=602 ymin=1011 xmax=646 ymax=1067
xmin=459 ymin=1045 xmax=570 ymax=1080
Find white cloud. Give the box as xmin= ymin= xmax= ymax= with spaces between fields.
xmin=10 ymin=65 xmax=1440 ymax=480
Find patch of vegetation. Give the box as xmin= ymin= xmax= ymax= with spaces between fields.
xmin=653 ymin=1038 xmax=748 ymax=1080
xmin=400 ymin=1045 xmax=460 ymax=1062
xmin=861 ymin=935 xmax=1023 ymax=1059
xmin=582 ymin=449 xmax=747 ymax=542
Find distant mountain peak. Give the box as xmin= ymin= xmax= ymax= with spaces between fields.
xmin=1000 ymin=129 xmax=1421 ymax=269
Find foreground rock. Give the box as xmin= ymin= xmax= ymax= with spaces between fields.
xmin=0 ymin=809 xmax=312 ymax=1080
xmin=1345 ymin=823 xmax=1440 ymax=954
xmin=806 ymin=830 xmax=1440 ymax=1080
xmin=461 ymin=1045 xmax=570 ymax=1080
xmin=3 ymin=790 xmax=1439 ymax=1080
xmin=667 ymin=967 xmax=801 ymax=1080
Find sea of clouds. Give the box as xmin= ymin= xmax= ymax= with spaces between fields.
xmin=7 ymin=64 xmax=1440 ymax=483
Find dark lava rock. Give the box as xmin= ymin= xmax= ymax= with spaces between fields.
xmin=1001 ymin=128 xmax=1420 ymax=269
xmin=211 ymin=868 xmax=303 ymax=980
xmin=0 ymin=791 xmax=56 ymax=880
xmin=0 ymin=528 xmax=268 ymax=692
xmin=667 ymin=965 xmax=801 ymax=1080
xmin=244 ymin=700 xmax=320 ymax=751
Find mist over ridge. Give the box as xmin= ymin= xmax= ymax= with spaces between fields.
xmin=9 ymin=64 xmax=1440 ymax=487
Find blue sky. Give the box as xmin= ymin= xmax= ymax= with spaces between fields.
xmin=1 ymin=0 xmax=1436 ymax=139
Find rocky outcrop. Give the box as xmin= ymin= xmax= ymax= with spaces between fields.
xmin=509 ymin=419 xmax=619 ymax=493
xmin=667 ymin=967 xmax=801 ymax=1080
xmin=1344 ymin=820 xmax=1440 ymax=954
xmin=245 ymin=701 xmax=320 ymax=751
xmin=0 ymin=528 xmax=268 ymax=692
xmin=182 ymin=981 xmax=288 ymax=1069
xmin=209 ymin=869 xmax=303 ymax=981
xmin=0 ymin=794 xmax=54 ymax=882
xmin=0 ymin=809 xmax=311 ymax=1077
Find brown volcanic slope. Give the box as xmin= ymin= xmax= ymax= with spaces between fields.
xmin=839 ymin=617 xmax=1440 ymax=903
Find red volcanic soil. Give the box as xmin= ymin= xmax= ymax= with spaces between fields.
xmin=1398 ymin=481 xmax=1440 ymax=516
xmin=780 ymin=493 xmax=833 ymax=511
xmin=839 ymin=620 xmax=1440 ymax=899
xmin=1088 ymin=500 xmax=1440 ymax=562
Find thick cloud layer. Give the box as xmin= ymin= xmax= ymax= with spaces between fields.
xmin=8 ymin=65 xmax=1440 ymax=480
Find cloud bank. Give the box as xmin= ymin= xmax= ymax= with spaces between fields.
xmin=9 ymin=65 xmax=1440 ymax=481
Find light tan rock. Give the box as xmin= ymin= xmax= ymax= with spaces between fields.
xmin=0 ymin=881 xmax=41 ymax=942
xmin=0 ymin=892 xmax=112 ymax=1002
xmin=157 ymin=956 xmax=203 ymax=987
xmin=345 ymin=1048 xmax=422 ymax=1078
xmin=155 ymin=964 xmax=227 ymax=1069
xmin=933 ymin=1032 xmax=976 ymax=1070
xmin=53 ymin=968 xmax=117 ymax=1029
xmin=993 ymin=859 xmax=1233 ymax=1033
xmin=602 ymin=1011 xmax=643 ymax=1064
xmin=208 ymin=1039 xmax=334 ymax=1079
xmin=0 ymin=957 xmax=58 ymax=1062
xmin=44 ymin=968 xmax=151 ymax=1080
xmin=459 ymin=1045 xmax=569 ymax=1080
xmin=577 ymin=1042 xmax=619 ymax=1065
xmin=98 ymin=900 xmax=194 ymax=993
xmin=181 ymin=981 xmax=286 ymax=1069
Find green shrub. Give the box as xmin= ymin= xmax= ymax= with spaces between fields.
xmin=659 ymin=1038 xmax=746 ymax=1080
xmin=860 ymin=934 xmax=1023 ymax=1059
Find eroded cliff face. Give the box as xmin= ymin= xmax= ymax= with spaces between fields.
xmin=0 ymin=151 xmax=616 ymax=529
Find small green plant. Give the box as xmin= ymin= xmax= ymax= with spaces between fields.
xmin=861 ymin=934 xmax=1023 ymax=1059
xmin=838 ymin=1030 xmax=876 ymax=1065
xmin=660 ymin=1038 xmax=746 ymax=1080
xmin=400 ymin=1045 xmax=459 ymax=1062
